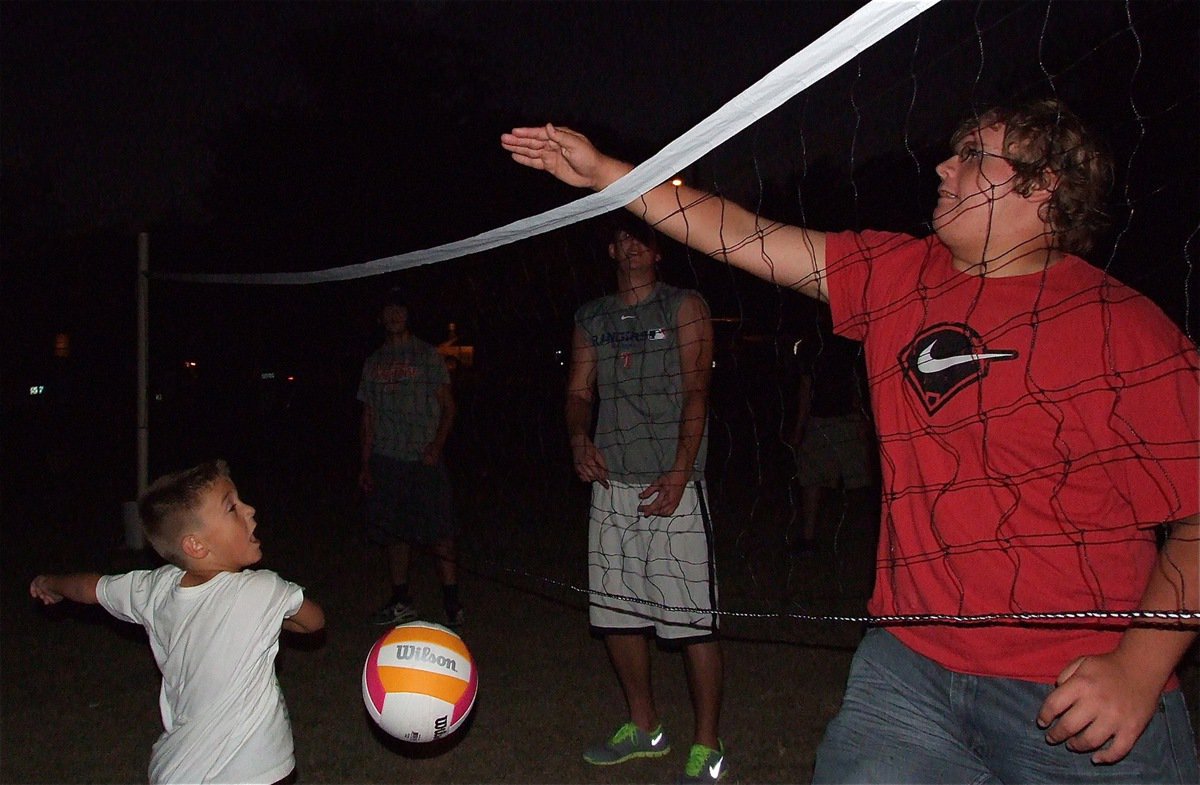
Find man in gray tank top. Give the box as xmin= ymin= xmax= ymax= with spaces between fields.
xmin=568 ymin=215 xmax=726 ymax=782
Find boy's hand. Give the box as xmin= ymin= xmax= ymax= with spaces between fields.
xmin=30 ymin=575 xmax=64 ymax=604
xmin=501 ymin=124 xmax=614 ymax=190
xmin=1037 ymin=650 xmax=1159 ymax=764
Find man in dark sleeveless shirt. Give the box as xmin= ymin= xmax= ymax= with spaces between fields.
xmin=568 ymin=216 xmax=726 ymax=783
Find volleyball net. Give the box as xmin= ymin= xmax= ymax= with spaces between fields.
xmin=145 ymin=0 xmax=1198 ymax=631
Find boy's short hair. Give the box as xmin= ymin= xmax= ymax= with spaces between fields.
xmin=139 ymin=460 xmax=230 ymax=567
xmin=953 ymin=98 xmax=1113 ymax=256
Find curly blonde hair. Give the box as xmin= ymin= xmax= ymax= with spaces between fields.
xmin=952 ymin=98 xmax=1113 ymax=255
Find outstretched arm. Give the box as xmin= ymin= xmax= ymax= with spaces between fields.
xmin=30 ymin=573 xmax=101 ymax=605
xmin=1038 ymin=513 xmax=1199 ymax=764
xmin=501 ymin=124 xmax=830 ymax=300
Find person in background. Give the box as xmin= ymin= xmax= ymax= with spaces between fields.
xmin=358 ymin=289 xmax=462 ymax=629
xmin=788 ymin=316 xmax=874 ymax=555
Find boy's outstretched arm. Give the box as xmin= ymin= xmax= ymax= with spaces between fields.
xmin=283 ymin=598 xmax=325 ymax=634
xmin=1038 ymin=513 xmax=1199 ymax=764
xmin=30 ymin=573 xmax=101 ymax=605
xmin=501 ymin=124 xmax=830 ymax=301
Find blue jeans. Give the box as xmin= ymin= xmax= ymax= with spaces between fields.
xmin=814 ymin=628 xmax=1199 ymax=784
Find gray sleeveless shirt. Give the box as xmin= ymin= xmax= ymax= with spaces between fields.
xmin=574 ymin=283 xmax=709 ymax=483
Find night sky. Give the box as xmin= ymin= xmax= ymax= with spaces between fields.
xmin=3 ymin=0 xmax=1198 ymax=497
xmin=5 ymin=2 xmax=1197 ymax=252
xmin=3 ymin=1 xmax=865 ymax=230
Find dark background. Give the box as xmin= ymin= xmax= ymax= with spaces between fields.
xmin=3 ymin=0 xmax=1197 ymax=581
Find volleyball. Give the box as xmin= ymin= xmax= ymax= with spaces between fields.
xmin=361 ymin=621 xmax=478 ymax=742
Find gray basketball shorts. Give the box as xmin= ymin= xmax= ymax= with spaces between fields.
xmin=587 ymin=479 xmax=719 ymax=641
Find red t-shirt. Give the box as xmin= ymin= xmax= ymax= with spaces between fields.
xmin=825 ymin=230 xmax=1199 ymax=682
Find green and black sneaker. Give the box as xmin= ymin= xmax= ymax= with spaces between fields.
xmin=680 ymin=741 xmax=726 ymax=783
xmin=582 ymin=721 xmax=671 ymax=765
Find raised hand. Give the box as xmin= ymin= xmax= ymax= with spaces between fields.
xmin=501 ymin=124 xmax=619 ymax=190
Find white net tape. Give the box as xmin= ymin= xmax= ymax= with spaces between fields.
xmin=154 ymin=0 xmax=939 ymax=285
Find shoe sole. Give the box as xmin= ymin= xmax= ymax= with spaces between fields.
xmin=582 ymin=746 xmax=671 ymax=765
xmin=682 ymin=767 xmax=726 ymax=783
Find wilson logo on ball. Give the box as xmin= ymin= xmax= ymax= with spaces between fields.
xmin=362 ymin=621 xmax=478 ymax=743
xmin=394 ymin=644 xmax=460 ymax=671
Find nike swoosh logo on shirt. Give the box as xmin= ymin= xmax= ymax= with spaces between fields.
xmin=709 ymin=758 xmax=724 ymax=779
xmin=650 ymin=732 xmax=664 ymax=746
xmin=621 ymin=315 xmax=636 ymax=320
xmin=916 ymin=341 xmax=1016 ymax=374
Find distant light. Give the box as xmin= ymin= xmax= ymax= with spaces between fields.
xmin=711 ymin=360 xmax=717 ymax=369
xmin=54 ymin=333 xmax=70 ymax=358
xmin=154 ymin=393 xmax=163 ymax=401
xmin=184 ymin=360 xmax=197 ymax=369
xmin=29 ymin=385 xmax=44 ymax=396
xmin=286 ymin=375 xmax=296 ymax=382
xmin=261 ymin=372 xmax=276 ymax=380
xmin=671 ymin=178 xmax=684 ymax=187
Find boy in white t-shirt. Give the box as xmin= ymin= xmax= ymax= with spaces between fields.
xmin=30 ymin=459 xmax=325 ymax=784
